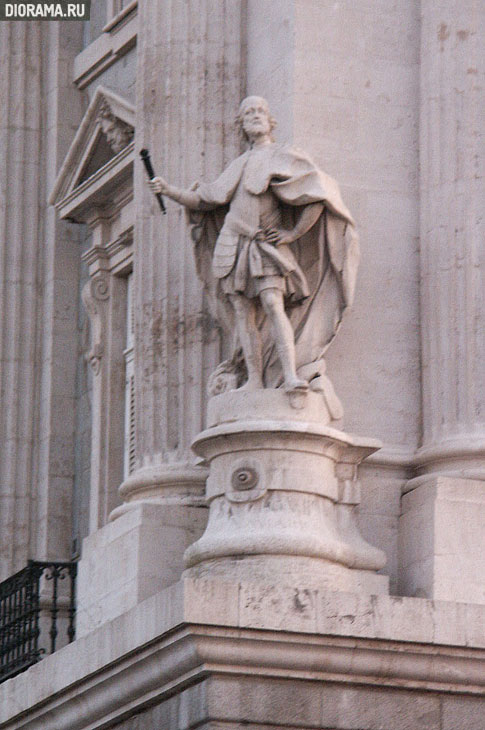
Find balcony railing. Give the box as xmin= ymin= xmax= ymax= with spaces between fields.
xmin=0 ymin=560 xmax=77 ymax=683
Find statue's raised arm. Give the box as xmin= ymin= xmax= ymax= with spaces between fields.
xmin=149 ymin=96 xmax=359 ymax=406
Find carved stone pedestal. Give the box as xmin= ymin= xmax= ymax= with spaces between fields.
xmin=184 ymin=390 xmax=388 ymax=594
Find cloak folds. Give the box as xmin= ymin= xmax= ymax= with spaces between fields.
xmin=188 ymin=143 xmax=360 ymax=389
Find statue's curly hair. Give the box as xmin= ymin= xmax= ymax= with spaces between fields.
xmin=234 ymin=96 xmax=277 ymax=144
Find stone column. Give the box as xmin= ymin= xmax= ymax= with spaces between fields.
xmin=35 ymin=22 xmax=85 ymax=564
xmin=126 ymin=0 xmax=244 ymax=518
xmin=77 ymin=1 xmax=246 ymax=634
xmin=0 ymin=23 xmax=83 ymax=578
xmin=119 ymin=5 xmax=243 ymax=504
xmin=126 ymin=0 xmax=245 ymax=496
xmin=417 ymin=0 xmax=484 ymax=477
xmin=399 ymin=0 xmax=485 ymax=600
xmin=0 ymin=25 xmax=88 ymax=657
xmin=0 ymin=22 xmax=43 ymax=579
xmin=0 ymin=22 xmax=83 ymax=577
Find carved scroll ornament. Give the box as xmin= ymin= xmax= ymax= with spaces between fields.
xmin=81 ymin=273 xmax=110 ymax=375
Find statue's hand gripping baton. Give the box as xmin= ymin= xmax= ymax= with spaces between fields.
xmin=139 ymin=148 xmax=166 ymax=214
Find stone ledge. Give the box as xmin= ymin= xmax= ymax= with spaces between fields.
xmin=2 ymin=579 xmax=485 ymax=729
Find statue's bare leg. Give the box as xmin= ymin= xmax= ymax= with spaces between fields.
xmin=259 ymin=287 xmax=308 ymax=391
xmin=229 ymin=294 xmax=264 ymax=390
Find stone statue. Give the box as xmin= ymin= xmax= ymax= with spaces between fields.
xmin=149 ymin=97 xmax=386 ymax=587
xmin=149 ymin=96 xmax=359 ymax=401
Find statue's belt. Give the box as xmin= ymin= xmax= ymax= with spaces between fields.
xmin=214 ymin=213 xmax=300 ymax=285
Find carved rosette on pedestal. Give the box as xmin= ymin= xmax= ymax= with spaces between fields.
xmin=184 ymin=390 xmax=388 ymax=593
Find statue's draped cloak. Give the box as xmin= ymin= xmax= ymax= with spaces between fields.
xmin=188 ymin=143 xmax=359 ymax=388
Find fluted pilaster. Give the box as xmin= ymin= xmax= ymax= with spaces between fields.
xmin=0 ymin=23 xmax=44 ymax=578
xmin=36 ymin=23 xmax=85 ymax=559
xmin=0 ymin=22 xmax=84 ymax=578
xmin=418 ymin=0 xmax=485 ymax=477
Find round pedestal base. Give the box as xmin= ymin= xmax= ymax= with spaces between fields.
xmin=184 ymin=390 xmax=387 ymax=593
xmin=184 ymin=554 xmax=389 ymax=594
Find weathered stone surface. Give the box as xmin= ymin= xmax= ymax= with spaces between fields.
xmin=2 ymin=578 xmax=485 ymax=730
xmin=441 ymin=696 xmax=485 ymax=730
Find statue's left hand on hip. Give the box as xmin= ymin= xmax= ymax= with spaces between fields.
xmin=264 ymin=228 xmax=293 ymax=246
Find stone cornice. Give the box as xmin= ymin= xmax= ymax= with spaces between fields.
xmin=2 ymin=580 xmax=485 ymax=729
xmin=3 ymin=626 xmax=485 ymax=730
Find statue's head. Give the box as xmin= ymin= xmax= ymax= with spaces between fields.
xmin=235 ymin=96 xmax=276 ymax=143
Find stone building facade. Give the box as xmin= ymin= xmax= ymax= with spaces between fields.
xmin=0 ymin=1 xmax=484 ymax=728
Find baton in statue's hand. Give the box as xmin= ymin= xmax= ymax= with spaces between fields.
xmin=140 ymin=148 xmax=166 ymax=214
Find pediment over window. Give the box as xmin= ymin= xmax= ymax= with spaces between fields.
xmin=50 ymin=86 xmax=135 ymax=223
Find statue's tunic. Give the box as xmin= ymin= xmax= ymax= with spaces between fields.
xmin=195 ymin=143 xmax=353 ymax=302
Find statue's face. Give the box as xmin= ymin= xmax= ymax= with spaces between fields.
xmin=241 ymin=100 xmax=271 ymax=140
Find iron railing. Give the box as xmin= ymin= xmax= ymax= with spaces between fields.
xmin=0 ymin=560 xmax=77 ymax=683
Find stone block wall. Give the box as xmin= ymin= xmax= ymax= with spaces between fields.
xmin=105 ymin=679 xmax=485 ymax=730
